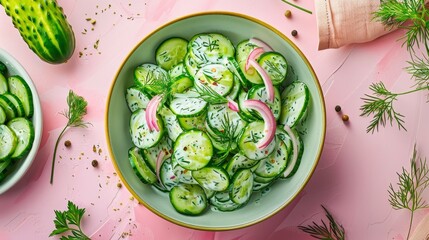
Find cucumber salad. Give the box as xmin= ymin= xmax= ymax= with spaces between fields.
xmin=125 ymin=33 xmax=310 ymax=215
xmin=0 ymin=61 xmax=35 ymax=183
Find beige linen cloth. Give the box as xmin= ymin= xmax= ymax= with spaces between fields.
xmin=315 ymin=0 xmax=428 ymax=50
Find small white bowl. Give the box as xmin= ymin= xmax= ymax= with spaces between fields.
xmin=0 ymin=48 xmax=43 ymax=195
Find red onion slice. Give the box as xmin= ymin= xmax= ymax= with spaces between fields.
xmin=245 ymin=47 xmax=265 ymax=71
xmin=227 ymin=97 xmax=239 ymax=112
xmin=249 ymin=38 xmax=274 ymax=52
xmin=243 ymin=99 xmax=276 ymax=149
xmin=146 ymin=94 xmax=163 ymax=132
xmin=249 ymin=59 xmax=275 ymax=102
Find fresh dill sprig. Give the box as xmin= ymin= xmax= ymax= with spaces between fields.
xmin=50 ymin=90 xmax=91 ymax=184
xmin=194 ymin=83 xmax=228 ymax=104
xmin=210 ymin=114 xmax=239 ymax=156
xmin=49 ymin=201 xmax=90 ymax=240
xmin=361 ymin=0 xmax=429 ymax=132
xmin=388 ymin=145 xmax=429 ymax=240
xmin=298 ymin=205 xmax=346 ymax=240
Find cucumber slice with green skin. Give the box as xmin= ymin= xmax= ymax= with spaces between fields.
xmin=237 ymin=90 xmax=257 ymax=122
xmin=155 ymin=37 xmax=188 ymax=71
xmin=214 ymin=191 xmax=231 ymax=203
xmin=194 ymin=64 xmax=234 ymax=97
xmin=171 ymin=75 xmax=194 ymax=94
xmin=134 ymin=63 xmax=169 ymax=95
xmin=235 ymin=39 xmax=259 ymax=64
xmin=184 ymin=53 xmax=200 ymax=77
xmin=229 ymin=169 xmax=253 ymax=205
xmin=258 ymin=52 xmax=288 ymax=85
xmin=281 ymin=129 xmax=304 ymax=179
xmin=238 ymin=121 xmax=276 ymax=160
xmin=253 ymin=180 xmax=272 ymax=192
xmin=192 ymin=166 xmax=230 ymax=191
xmin=7 ymin=75 xmax=33 ymax=118
xmin=0 ymin=125 xmax=17 ymax=161
xmin=0 ymin=95 xmax=17 ymax=121
xmin=178 ymin=113 xmax=206 ymax=131
xmin=210 ymin=151 xmax=230 ymax=166
xmin=4 ymin=93 xmax=25 ymax=117
xmin=128 ymin=147 xmax=157 ymax=184
xmin=169 ymin=63 xmax=187 ymax=79
xmin=172 ymin=163 xmax=198 ymax=184
xmin=169 ymin=96 xmax=207 ymax=117
xmin=203 ymin=188 xmax=215 ymax=199
xmin=253 ymin=173 xmax=276 ymax=184
xmin=7 ymin=118 xmax=34 ymax=160
xmin=226 ymin=75 xmax=241 ymax=100
xmin=0 ymin=62 xmax=7 ymax=76
xmin=173 ymin=130 xmax=213 ymax=170
xmin=188 ymin=33 xmax=235 ymax=65
xmin=247 ymin=85 xmax=282 ymax=120
xmin=160 ymin=107 xmax=183 ymax=142
xmin=279 ymin=82 xmax=310 ymax=128
xmin=254 ymin=137 xmax=288 ymax=178
xmin=0 ymin=158 xmax=12 ymax=174
xmin=169 ymin=183 xmax=208 ymax=216
xmin=210 ymin=195 xmax=243 ymax=212
xmin=223 ymin=57 xmax=250 ymax=91
xmin=206 ymin=103 xmax=246 ymax=138
xmin=275 ymin=128 xmax=293 ymax=157
xmin=125 ymin=86 xmax=151 ymax=112
xmin=160 ymin=158 xmax=180 ymax=191
xmin=142 ymin=136 xmax=172 ymax=172
xmin=0 ymin=106 xmax=6 ymax=124
xmin=225 ymin=153 xmax=259 ymax=177
xmin=0 ymin=73 xmax=8 ymax=94
xmin=129 ymin=109 xmax=164 ymax=149
xmin=238 ymin=58 xmax=263 ymax=85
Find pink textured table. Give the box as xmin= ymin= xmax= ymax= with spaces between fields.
xmin=1 ymin=1 xmax=429 ymax=239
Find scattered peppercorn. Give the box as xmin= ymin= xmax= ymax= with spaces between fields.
xmin=284 ymin=10 xmax=292 ymax=18
xmin=64 ymin=140 xmax=71 ymax=148
xmin=291 ymin=30 xmax=298 ymax=37
xmin=342 ymin=114 xmax=349 ymax=122
xmin=335 ymin=105 xmax=341 ymax=112
xmin=92 ymin=160 xmax=99 ymax=167
xmin=117 ymin=183 xmax=122 ymax=188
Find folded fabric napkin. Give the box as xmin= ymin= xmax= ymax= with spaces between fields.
xmin=315 ymin=0 xmax=429 ymax=50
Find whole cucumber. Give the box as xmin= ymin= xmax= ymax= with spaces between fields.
xmin=0 ymin=0 xmax=75 ymax=64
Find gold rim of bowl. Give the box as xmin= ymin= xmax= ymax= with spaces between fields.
xmin=105 ymin=11 xmax=326 ymax=231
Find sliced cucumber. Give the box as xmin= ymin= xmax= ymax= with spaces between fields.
xmin=237 ymin=90 xmax=257 ymax=122
xmin=173 ymin=130 xmax=213 ymax=170
xmin=0 ymin=95 xmax=18 ymax=120
xmin=155 ymin=37 xmax=188 ymax=70
xmin=192 ymin=166 xmax=230 ymax=191
xmin=0 ymin=106 xmax=6 ymax=124
xmin=184 ymin=53 xmax=200 ymax=77
xmin=279 ymin=82 xmax=310 ymax=128
xmin=0 ymin=125 xmax=17 ymax=161
xmin=188 ymin=33 xmax=235 ymax=65
xmin=142 ymin=136 xmax=172 ymax=172
xmin=129 ymin=109 xmax=164 ymax=149
xmin=159 ymin=158 xmax=180 ymax=191
xmin=247 ymin=85 xmax=282 ymax=120
xmin=194 ymin=64 xmax=234 ymax=97
xmin=253 ymin=180 xmax=273 ymax=192
xmin=4 ymin=93 xmax=25 ymax=117
xmin=225 ymin=153 xmax=259 ymax=177
xmin=210 ymin=195 xmax=243 ymax=212
xmin=169 ymin=183 xmax=208 ymax=216
xmin=178 ymin=113 xmax=206 ymax=131
xmin=0 ymin=73 xmax=8 ymax=94
xmin=169 ymin=96 xmax=207 ymax=117
xmin=206 ymin=103 xmax=246 ymax=138
xmin=238 ymin=59 xmax=263 ymax=85
xmin=258 ymin=52 xmax=287 ymax=85
xmin=128 ymin=147 xmax=157 ymax=184
xmin=223 ymin=57 xmax=250 ymax=90
xmin=253 ymin=173 xmax=276 ymax=184
xmin=134 ymin=63 xmax=169 ymax=95
xmin=229 ymin=169 xmax=253 ymax=205
xmin=7 ymin=118 xmax=35 ymax=160
xmin=254 ymin=137 xmax=288 ymax=178
xmin=282 ymin=129 xmax=304 ymax=178
xmin=160 ymin=107 xmax=183 ymax=142
xmin=7 ymin=75 xmax=33 ymax=118
xmin=238 ymin=121 xmax=276 ymax=160
xmin=125 ymin=86 xmax=151 ymax=112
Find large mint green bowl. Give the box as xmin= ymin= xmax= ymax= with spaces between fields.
xmin=106 ymin=12 xmax=326 ymax=230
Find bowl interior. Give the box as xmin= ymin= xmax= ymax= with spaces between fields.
xmin=0 ymin=48 xmax=43 ymax=195
xmin=107 ymin=12 xmax=325 ymax=230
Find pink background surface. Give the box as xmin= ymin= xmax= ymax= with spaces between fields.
xmin=1 ymin=0 xmax=429 ymax=239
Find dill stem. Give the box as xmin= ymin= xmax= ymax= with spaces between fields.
xmin=50 ymin=125 xmax=69 ymax=184
xmin=407 ymin=210 xmax=414 ymax=240
xmin=395 ymin=86 xmax=429 ymax=96
xmin=281 ymin=0 xmax=312 ymax=14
